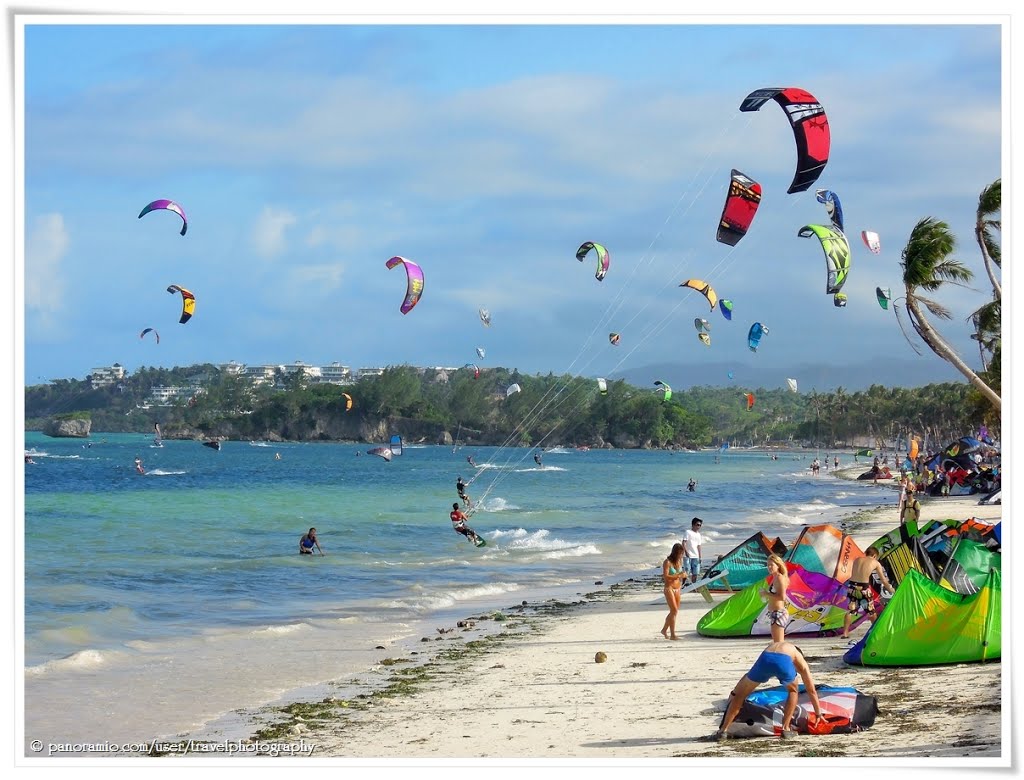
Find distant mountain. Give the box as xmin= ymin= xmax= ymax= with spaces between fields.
xmin=610 ymin=356 xmax=965 ymax=392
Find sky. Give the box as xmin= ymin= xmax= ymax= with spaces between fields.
xmin=16 ymin=9 xmax=1008 ymax=391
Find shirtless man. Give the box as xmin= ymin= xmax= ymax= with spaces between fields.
xmin=841 ymin=547 xmax=893 ymax=640
xmin=716 ymin=640 xmax=823 ymax=741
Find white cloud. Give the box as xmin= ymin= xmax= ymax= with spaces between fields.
xmin=25 ymin=213 xmax=69 ymax=332
xmin=252 ymin=206 xmax=297 ymax=258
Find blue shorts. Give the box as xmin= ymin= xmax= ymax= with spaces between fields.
xmin=685 ymin=558 xmax=701 ymax=579
xmin=746 ymin=650 xmax=797 ymax=685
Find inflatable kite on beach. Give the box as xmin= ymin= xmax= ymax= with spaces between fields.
xmin=717 ymin=169 xmax=762 ymax=246
xmin=739 ymin=87 xmax=830 ymax=194
xmin=166 ymin=285 xmax=195 ymax=324
xmin=721 ymin=684 xmax=878 ymax=737
xmin=681 ymin=279 xmax=718 ymax=311
xmin=385 ymin=256 xmax=424 ymax=314
xmin=138 ymin=199 xmax=188 ymax=235
xmin=576 ymin=241 xmax=610 ymax=281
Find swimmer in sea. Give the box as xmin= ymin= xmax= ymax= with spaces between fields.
xmin=134 ymin=457 xmax=145 ymax=475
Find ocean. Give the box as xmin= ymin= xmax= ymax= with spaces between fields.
xmin=22 ymin=432 xmax=900 ymax=752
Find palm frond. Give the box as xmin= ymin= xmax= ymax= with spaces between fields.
xmin=916 ymin=294 xmax=953 ymax=320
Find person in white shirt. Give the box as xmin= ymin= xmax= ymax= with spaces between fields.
xmin=683 ymin=517 xmax=704 ymax=581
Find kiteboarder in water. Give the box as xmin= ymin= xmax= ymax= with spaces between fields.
xmin=134 ymin=457 xmax=145 ymax=475
xmin=450 ymin=503 xmax=482 ymax=546
xmin=687 ymin=478 xmax=697 ymax=492
xmin=534 ymin=452 xmax=543 ymax=467
xmin=456 ymin=476 xmax=471 ymax=508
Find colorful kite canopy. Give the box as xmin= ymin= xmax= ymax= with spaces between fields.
xmin=479 ymin=307 xmax=491 ymax=327
xmin=798 ymin=224 xmax=851 ymax=296
xmin=786 ymin=377 xmax=798 ymax=393
xmin=834 ymin=293 xmax=848 ymax=308
xmin=476 ymin=347 xmax=486 ymax=359
xmin=694 ymin=317 xmax=711 ymax=332
xmin=747 ymin=322 xmax=768 ymax=352
xmin=876 ymin=287 xmax=891 ymax=310
xmin=814 ymin=189 xmax=844 ymax=233
xmin=341 ymin=392 xmax=353 ymax=412
xmin=744 ymin=392 xmax=755 ymax=410
xmin=719 ymin=299 xmax=734 ymax=320
xmin=680 ymin=279 xmax=718 ymax=311
xmin=717 ymin=169 xmax=762 ymax=246
xmin=139 ymin=327 xmax=160 ymax=344
xmin=576 ymin=241 xmax=610 ymax=281
xmin=505 ymin=383 xmax=521 ymax=397
xmin=698 ymin=332 xmax=711 ymax=347
xmin=654 ymin=380 xmax=672 ymax=402
xmin=861 ymin=230 xmax=881 ymax=254
xmin=389 ymin=435 xmax=404 ymax=457
xmin=166 ymin=285 xmax=195 ymax=324
xmin=608 ymin=332 xmax=621 ymax=346
xmin=739 ymin=86 xmax=830 ymax=194
xmin=138 ymin=199 xmax=188 ymax=236
xmin=385 ymin=256 xmax=424 ymax=315
xmin=464 ymin=363 xmax=480 ymax=379
xmin=721 ymin=685 xmax=878 ymax=738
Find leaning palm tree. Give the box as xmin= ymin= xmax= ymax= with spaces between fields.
xmin=900 ymin=217 xmax=1001 ymax=411
xmin=975 ymin=178 xmax=1001 ymax=300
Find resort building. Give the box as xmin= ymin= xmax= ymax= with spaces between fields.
xmin=88 ymin=364 xmax=126 ymax=389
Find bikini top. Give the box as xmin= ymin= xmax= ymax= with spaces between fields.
xmin=667 ymin=562 xmax=681 ymax=576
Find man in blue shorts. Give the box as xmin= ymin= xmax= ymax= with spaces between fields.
xmin=715 ymin=640 xmax=822 ymax=741
xmin=683 ymin=517 xmax=704 ymax=582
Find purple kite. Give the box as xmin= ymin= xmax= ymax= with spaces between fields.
xmin=138 ymin=199 xmax=188 ymax=236
xmin=385 ymin=256 xmax=425 ymax=314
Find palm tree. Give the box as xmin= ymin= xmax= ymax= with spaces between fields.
xmin=974 ymin=178 xmax=1001 ymax=300
xmin=899 ymin=217 xmax=1001 ymax=411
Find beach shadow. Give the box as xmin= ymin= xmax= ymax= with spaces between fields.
xmin=579 ymin=735 xmax=709 ymax=749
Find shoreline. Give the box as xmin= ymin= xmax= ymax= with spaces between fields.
xmin=215 ymin=483 xmax=1002 ymax=761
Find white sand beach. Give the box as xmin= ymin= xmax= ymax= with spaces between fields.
xmin=240 ymin=489 xmax=1004 ymax=764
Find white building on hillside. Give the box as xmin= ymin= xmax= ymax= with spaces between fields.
xmin=318 ymin=362 xmax=351 ymax=384
xmin=241 ymin=365 xmax=277 ymax=386
xmin=89 ymin=364 xmax=126 ymax=388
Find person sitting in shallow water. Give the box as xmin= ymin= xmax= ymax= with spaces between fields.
xmin=299 ymin=527 xmax=323 ymax=556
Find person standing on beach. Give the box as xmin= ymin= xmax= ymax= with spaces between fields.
xmin=683 ymin=518 xmax=704 ymax=582
xmin=900 ymin=488 xmax=922 ymax=531
xmin=841 ymin=547 xmax=893 ymax=642
xmin=715 ymin=641 xmax=823 ymax=741
xmin=661 ymin=542 xmax=686 ymax=640
xmin=299 ymin=528 xmax=323 ymax=555
xmin=760 ymin=554 xmax=790 ymax=642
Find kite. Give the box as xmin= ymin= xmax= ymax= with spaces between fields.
xmin=654 ymin=380 xmax=672 ymax=402
xmin=341 ymin=392 xmax=353 ymax=412
xmin=719 ymin=299 xmax=734 ymax=321
xmin=727 ymin=372 xmax=734 ymax=380
xmin=834 ymin=293 xmax=848 ymax=308
xmin=744 ymin=392 xmax=755 ymax=410
xmin=739 ymin=87 xmax=830 ymax=194
xmin=464 ymin=363 xmax=480 ymax=379
xmin=798 ymin=224 xmax=851 ymax=298
xmin=698 ymin=332 xmax=711 ymax=347
xmin=861 ymin=230 xmax=881 ymax=254
xmin=609 ymin=332 xmax=621 ymax=346
xmin=479 ymin=308 xmax=491 ymax=327
xmin=476 ymin=347 xmax=486 ymax=359
xmin=576 ymin=241 xmax=610 ymax=281
xmin=368 ymin=446 xmax=393 ymax=462
xmin=506 ymin=383 xmax=521 ymax=397
xmin=597 ymin=377 xmax=608 ymax=395
xmin=814 ymin=189 xmax=844 ymax=233
xmin=748 ymin=322 xmax=768 ymax=352
xmin=680 ymin=279 xmax=718 ymax=311
xmin=717 ymin=170 xmax=762 ymax=246
xmin=139 ymin=327 xmax=160 ymax=344
xmin=786 ymin=377 xmax=798 ymax=393
xmin=694 ymin=317 xmax=711 ymax=333
xmin=385 ymin=256 xmax=424 ymax=315
xmin=166 ymin=285 xmax=196 ymax=324
xmin=876 ymin=287 xmax=891 ymax=310
xmin=138 ymin=199 xmax=188 ymax=236
xmin=389 ymin=435 xmax=404 ymax=457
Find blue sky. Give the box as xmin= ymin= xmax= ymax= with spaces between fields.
xmin=19 ymin=16 xmax=1005 ymax=389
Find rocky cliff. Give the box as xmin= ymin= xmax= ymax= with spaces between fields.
xmin=43 ymin=417 xmax=92 ymax=438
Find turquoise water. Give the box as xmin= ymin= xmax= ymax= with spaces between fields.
xmin=23 ymin=432 xmax=897 ymax=749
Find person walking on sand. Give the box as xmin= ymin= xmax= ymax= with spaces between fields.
xmin=761 ymin=554 xmax=790 ymax=642
xmin=900 ymin=487 xmax=922 ymax=531
xmin=841 ymin=547 xmax=893 ymax=642
xmin=299 ymin=527 xmax=324 ymax=556
xmin=715 ymin=640 xmax=823 ymax=741
xmin=661 ymin=542 xmax=686 ymax=640
xmin=683 ymin=517 xmax=704 ymax=583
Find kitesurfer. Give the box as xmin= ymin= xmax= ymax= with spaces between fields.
xmin=299 ymin=527 xmax=323 ymax=556
xmin=275 ymin=452 xmax=282 ymax=460
xmin=761 ymin=555 xmax=790 ymax=642
xmin=467 ymin=455 xmax=476 ymax=467
xmin=841 ymin=547 xmax=893 ymax=643
xmin=24 ymin=453 xmax=34 ymax=465
xmin=715 ymin=641 xmax=823 ymax=741
xmin=534 ymin=453 xmax=543 ymax=467
xmin=134 ymin=457 xmax=145 ymax=475
xmin=687 ymin=478 xmax=697 ymax=492
xmin=450 ymin=503 xmax=481 ymax=545
xmin=456 ymin=476 xmax=471 ymax=508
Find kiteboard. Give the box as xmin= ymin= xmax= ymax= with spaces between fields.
xmin=472 ymin=534 xmax=487 ymax=548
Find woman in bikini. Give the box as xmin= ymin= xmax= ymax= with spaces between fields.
xmin=661 ymin=542 xmax=687 ymax=640
xmin=760 ymin=553 xmax=790 ymax=642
